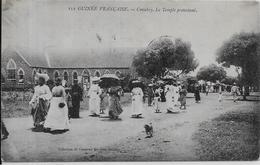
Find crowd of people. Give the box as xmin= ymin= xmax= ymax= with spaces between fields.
xmin=28 ymin=73 xmax=126 ymax=133
xmin=28 ymin=73 xmax=243 ymax=131
xmin=1 ymin=72 xmax=243 ymax=138
xmin=86 ymin=78 xmax=190 ymax=119
xmin=144 ymin=81 xmax=188 ymax=114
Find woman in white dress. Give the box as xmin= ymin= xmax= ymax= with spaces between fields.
xmin=88 ymin=77 xmax=101 ymax=116
xmin=165 ymin=82 xmax=175 ymax=112
xmin=44 ymin=78 xmax=69 ymax=132
xmin=131 ymin=81 xmax=144 ymax=118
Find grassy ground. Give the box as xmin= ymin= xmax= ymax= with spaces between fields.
xmin=193 ymin=103 xmax=259 ymax=160
xmin=1 ymin=99 xmax=30 ymax=118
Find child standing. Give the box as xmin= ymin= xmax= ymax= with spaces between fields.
xmin=218 ymin=84 xmax=223 ymax=102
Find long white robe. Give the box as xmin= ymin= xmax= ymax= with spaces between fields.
xmin=131 ymin=87 xmax=144 ymax=115
xmin=88 ymin=84 xmax=101 ymax=115
xmin=165 ymin=85 xmax=175 ymax=111
xmin=44 ymin=86 xmax=69 ymax=130
xmin=153 ymin=88 xmax=161 ymax=111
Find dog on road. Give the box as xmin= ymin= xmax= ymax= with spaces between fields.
xmin=144 ymin=123 xmax=153 ymax=138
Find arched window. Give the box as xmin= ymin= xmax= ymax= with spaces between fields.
xmin=104 ymin=70 xmax=110 ymax=74
xmin=18 ymin=68 xmax=25 ymax=83
xmin=54 ymin=70 xmax=59 ymax=79
xmin=94 ymin=70 xmax=101 ymax=77
xmin=115 ymin=70 xmax=121 ymax=77
xmin=72 ymin=71 xmax=78 ymax=82
xmin=7 ymin=59 xmax=16 ymax=80
xmin=82 ymin=70 xmax=89 ymax=76
xmin=63 ymin=71 xmax=69 ymax=81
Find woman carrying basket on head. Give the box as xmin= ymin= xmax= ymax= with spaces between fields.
xmin=29 ymin=73 xmax=52 ymax=131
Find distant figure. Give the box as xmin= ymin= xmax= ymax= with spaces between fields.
xmin=194 ymin=83 xmax=201 ymax=103
xmin=88 ymin=77 xmax=101 ymax=117
xmin=160 ymin=85 xmax=166 ymax=102
xmin=179 ymin=85 xmax=188 ymax=110
xmin=44 ymin=78 xmax=69 ymax=132
xmin=231 ymin=83 xmax=240 ymax=102
xmin=218 ymin=84 xmax=223 ymax=102
xmin=83 ymin=84 xmax=88 ymax=98
xmin=173 ymin=83 xmax=180 ymax=106
xmin=154 ymin=86 xmax=161 ymax=113
xmin=177 ymin=82 xmax=182 ymax=102
xmin=29 ymin=73 xmax=52 ymax=131
xmin=142 ymin=85 xmax=146 ymax=103
xmin=71 ymin=79 xmax=83 ymax=118
xmin=165 ymin=82 xmax=175 ymax=112
xmin=131 ymin=81 xmax=144 ymax=118
xmin=147 ymin=84 xmax=154 ymax=106
xmin=65 ymin=88 xmax=73 ymax=119
xmin=205 ymin=85 xmax=209 ymax=96
xmin=99 ymin=88 xmax=107 ymax=114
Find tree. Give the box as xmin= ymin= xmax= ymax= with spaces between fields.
xmin=196 ymin=64 xmax=227 ymax=82
xmin=132 ymin=36 xmax=199 ymax=78
xmin=216 ymin=32 xmax=260 ymax=98
xmin=221 ymin=76 xmax=238 ymax=85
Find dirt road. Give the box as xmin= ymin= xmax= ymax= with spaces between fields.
xmin=1 ymin=93 xmax=259 ymax=161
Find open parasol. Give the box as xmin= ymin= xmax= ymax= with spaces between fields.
xmin=99 ymin=74 xmax=120 ymax=88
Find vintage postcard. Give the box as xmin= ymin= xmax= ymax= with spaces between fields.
xmin=1 ymin=0 xmax=259 ymax=162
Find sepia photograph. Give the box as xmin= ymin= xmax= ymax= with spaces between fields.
xmin=1 ymin=0 xmax=260 ymax=162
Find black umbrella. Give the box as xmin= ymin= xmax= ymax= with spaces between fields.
xmin=99 ymin=74 xmax=120 ymax=88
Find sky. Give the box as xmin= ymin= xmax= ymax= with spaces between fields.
xmin=2 ymin=0 xmax=259 ymax=76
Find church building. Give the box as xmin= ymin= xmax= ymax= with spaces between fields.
xmin=1 ymin=46 xmax=137 ymax=90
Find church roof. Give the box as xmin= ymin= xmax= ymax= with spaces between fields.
xmin=2 ymin=47 xmax=49 ymax=68
xmin=2 ymin=47 xmax=138 ymax=68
